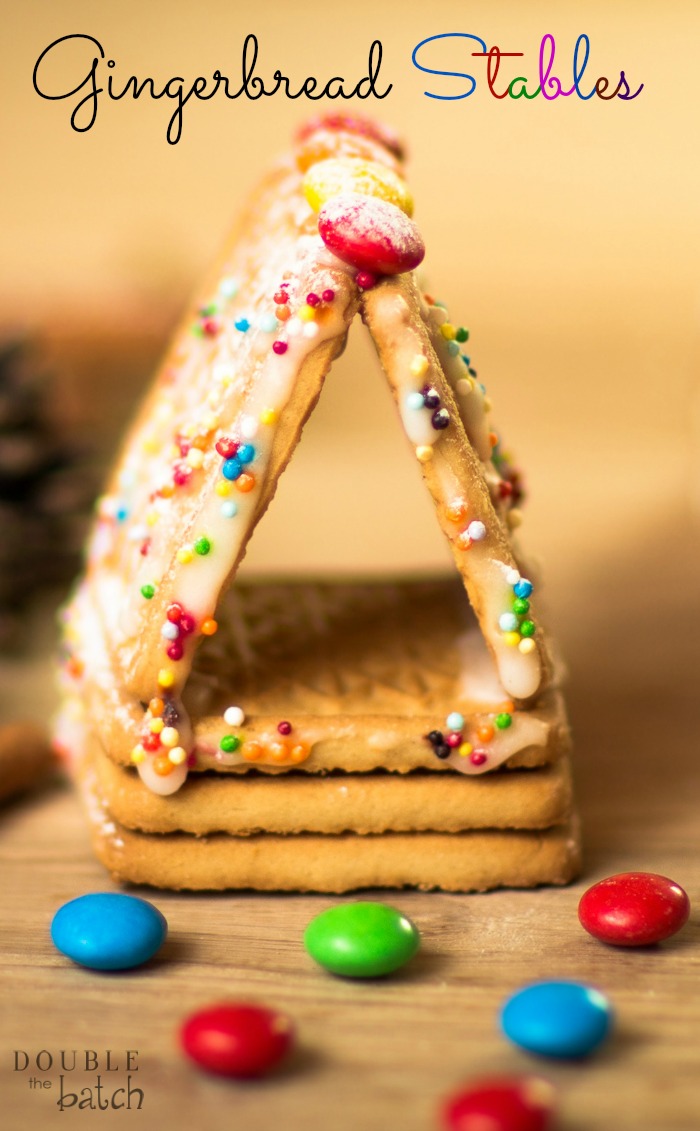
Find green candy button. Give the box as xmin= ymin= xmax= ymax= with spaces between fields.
xmin=304 ymin=901 xmax=420 ymax=978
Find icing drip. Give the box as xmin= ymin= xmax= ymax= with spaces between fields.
xmin=425 ymin=706 xmax=549 ymax=775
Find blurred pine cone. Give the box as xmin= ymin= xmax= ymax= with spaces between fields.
xmin=0 ymin=337 xmax=93 ymax=649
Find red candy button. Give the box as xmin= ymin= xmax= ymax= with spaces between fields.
xmin=296 ymin=114 xmax=404 ymax=159
xmin=180 ymin=1003 xmax=294 ymax=1078
xmin=295 ymin=127 xmax=402 ymax=176
xmin=579 ymin=871 xmax=690 ymax=946
xmin=441 ymin=1076 xmax=556 ymax=1131
xmin=318 ymin=192 xmax=425 ymax=276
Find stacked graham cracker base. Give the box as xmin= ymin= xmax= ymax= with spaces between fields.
xmin=80 ymin=578 xmax=579 ymax=892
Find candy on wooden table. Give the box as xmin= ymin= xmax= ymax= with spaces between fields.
xmin=578 ymin=871 xmax=690 ymax=946
xmin=50 ymin=893 xmax=167 ymax=970
xmin=441 ymin=1076 xmax=557 ymax=1131
xmin=500 ymin=981 xmax=613 ymax=1059
xmin=180 ymin=1003 xmax=294 ymax=1078
xmin=304 ymin=901 xmax=420 ymax=977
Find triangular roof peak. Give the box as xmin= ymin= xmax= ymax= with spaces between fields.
xmin=76 ymin=118 xmax=550 ymax=783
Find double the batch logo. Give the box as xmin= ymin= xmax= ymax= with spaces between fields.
xmin=13 ymin=1049 xmax=143 ymax=1111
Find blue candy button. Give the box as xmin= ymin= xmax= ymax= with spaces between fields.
xmin=51 ymin=893 xmax=167 ymax=971
xmin=500 ymin=980 xmax=613 ymax=1058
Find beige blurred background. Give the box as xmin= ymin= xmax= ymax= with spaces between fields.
xmin=2 ymin=0 xmax=699 ymax=659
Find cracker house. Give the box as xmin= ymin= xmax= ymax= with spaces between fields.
xmin=58 ymin=116 xmax=579 ymax=891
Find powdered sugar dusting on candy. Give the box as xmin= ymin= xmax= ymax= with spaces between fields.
xmin=318 ymin=192 xmax=425 ymax=275
xmin=296 ymin=115 xmax=405 ymax=159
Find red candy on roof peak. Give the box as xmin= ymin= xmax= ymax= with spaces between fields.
xmin=295 ymin=114 xmax=405 ymax=161
xmin=318 ymin=192 xmax=425 ymax=276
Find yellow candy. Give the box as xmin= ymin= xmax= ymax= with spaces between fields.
xmin=130 ymin=744 xmax=145 ymax=765
xmin=416 ymin=445 xmax=433 ymax=463
xmin=260 ymin=408 xmax=278 ymax=425
xmin=177 ymin=546 xmax=193 ymax=564
xmin=157 ymin=668 xmax=175 ymax=689
xmin=298 ymin=304 xmax=317 ymax=322
xmin=440 ymin=323 xmax=456 ymax=340
xmin=149 ymin=718 xmax=164 ymax=735
xmin=458 ymin=742 xmax=473 ymax=758
xmin=215 ymin=481 xmax=231 ymax=497
xmin=503 ymin=631 xmax=521 ymax=648
xmin=303 ymin=157 xmax=413 ymax=216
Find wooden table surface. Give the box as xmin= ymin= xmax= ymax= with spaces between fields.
xmin=2 ymin=7 xmax=698 ymax=1114
xmin=1 ymin=518 xmax=699 ymax=1131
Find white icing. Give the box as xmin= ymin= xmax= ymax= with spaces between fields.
xmin=446 ymin=710 xmax=549 ymax=776
xmin=489 ymin=560 xmax=541 ymax=700
xmin=136 ymin=756 xmax=188 ymax=795
xmin=398 ymin=393 xmax=436 ymax=447
xmin=214 ymin=749 xmax=243 ymax=767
